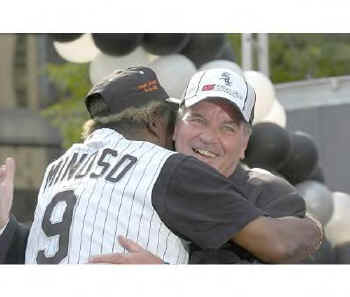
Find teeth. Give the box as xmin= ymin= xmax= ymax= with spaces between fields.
xmin=193 ymin=148 xmax=216 ymax=158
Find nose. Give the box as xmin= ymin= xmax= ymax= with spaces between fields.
xmin=199 ymin=126 xmax=219 ymax=144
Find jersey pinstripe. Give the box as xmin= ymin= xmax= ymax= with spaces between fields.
xmin=25 ymin=128 xmax=189 ymax=264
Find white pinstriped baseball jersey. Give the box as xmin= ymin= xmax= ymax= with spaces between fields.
xmin=25 ymin=128 xmax=189 ymax=264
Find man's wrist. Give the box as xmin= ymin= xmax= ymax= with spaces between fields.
xmin=305 ymin=213 xmax=324 ymax=252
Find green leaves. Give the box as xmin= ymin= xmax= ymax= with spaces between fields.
xmin=270 ymin=34 xmax=350 ymax=83
xmin=227 ymin=34 xmax=350 ymax=83
xmin=41 ymin=63 xmax=91 ymax=148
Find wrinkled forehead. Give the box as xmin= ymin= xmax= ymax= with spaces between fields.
xmin=184 ymin=97 xmax=246 ymax=124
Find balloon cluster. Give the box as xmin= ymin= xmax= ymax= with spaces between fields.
xmin=244 ymin=110 xmax=350 ymax=264
xmin=245 ymin=125 xmax=323 ymax=184
xmin=50 ymin=33 xmax=242 ymax=98
xmin=51 ymin=34 xmax=286 ymax=124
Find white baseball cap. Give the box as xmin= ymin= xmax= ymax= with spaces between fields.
xmin=167 ymin=68 xmax=256 ymax=124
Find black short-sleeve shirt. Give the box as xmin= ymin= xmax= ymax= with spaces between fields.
xmin=152 ymin=154 xmax=266 ymax=250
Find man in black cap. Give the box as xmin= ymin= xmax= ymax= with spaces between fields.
xmin=0 ymin=67 xmax=322 ymax=264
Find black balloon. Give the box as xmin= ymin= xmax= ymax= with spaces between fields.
xmin=335 ymin=242 xmax=350 ymax=264
xmin=307 ymin=164 xmax=326 ymax=184
xmin=278 ymin=131 xmax=319 ymax=185
xmin=142 ymin=34 xmax=190 ymax=56
xmin=181 ymin=33 xmax=226 ymax=67
xmin=244 ymin=122 xmax=292 ymax=171
xmin=92 ymin=34 xmax=144 ymax=56
xmin=51 ymin=33 xmax=83 ymax=43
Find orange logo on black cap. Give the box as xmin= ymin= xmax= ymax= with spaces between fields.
xmin=137 ymin=80 xmax=159 ymax=93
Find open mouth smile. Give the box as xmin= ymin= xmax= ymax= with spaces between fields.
xmin=192 ymin=148 xmax=217 ymax=158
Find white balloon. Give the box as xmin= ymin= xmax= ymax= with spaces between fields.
xmin=89 ymin=47 xmax=150 ymax=85
xmin=199 ymin=60 xmax=243 ymax=77
xmin=147 ymin=53 xmax=159 ymax=63
xmin=325 ymin=192 xmax=350 ymax=246
xmin=296 ymin=180 xmax=334 ymax=226
xmin=148 ymin=54 xmax=197 ymax=98
xmin=53 ymin=33 xmax=100 ymax=63
xmin=244 ymin=71 xmax=276 ymax=123
xmin=258 ymin=99 xmax=287 ymax=127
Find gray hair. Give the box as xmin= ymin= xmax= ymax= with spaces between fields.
xmin=82 ymin=100 xmax=176 ymax=140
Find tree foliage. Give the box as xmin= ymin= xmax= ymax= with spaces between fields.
xmin=229 ymin=33 xmax=350 ymax=83
xmin=270 ymin=34 xmax=350 ymax=83
xmin=42 ymin=63 xmax=91 ymax=148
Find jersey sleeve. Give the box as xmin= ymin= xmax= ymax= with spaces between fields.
xmin=152 ymin=154 xmax=265 ymax=249
xmin=0 ymin=214 xmax=30 ymax=264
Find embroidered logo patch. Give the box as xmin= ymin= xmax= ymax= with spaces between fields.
xmin=219 ymin=72 xmax=232 ymax=86
xmin=202 ymin=84 xmax=215 ymax=91
xmin=137 ymin=80 xmax=159 ymax=93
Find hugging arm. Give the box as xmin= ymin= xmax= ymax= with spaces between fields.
xmin=232 ymin=214 xmax=322 ymax=263
xmin=89 ymin=215 xmax=323 ymax=265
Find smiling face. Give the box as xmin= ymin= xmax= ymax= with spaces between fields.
xmin=173 ymin=98 xmax=250 ymax=178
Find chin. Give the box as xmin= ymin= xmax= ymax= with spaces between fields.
xmin=198 ymin=157 xmax=215 ymax=168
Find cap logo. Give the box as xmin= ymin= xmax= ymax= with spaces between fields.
xmin=219 ymin=72 xmax=232 ymax=86
xmin=137 ymin=80 xmax=159 ymax=93
xmin=202 ymin=84 xmax=215 ymax=91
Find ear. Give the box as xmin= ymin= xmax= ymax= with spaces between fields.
xmin=172 ymin=122 xmax=178 ymax=141
xmin=148 ymin=117 xmax=162 ymax=138
xmin=148 ymin=116 xmax=170 ymax=147
xmin=239 ymin=134 xmax=250 ymax=160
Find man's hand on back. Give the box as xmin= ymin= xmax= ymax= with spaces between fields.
xmin=88 ymin=235 xmax=165 ymax=264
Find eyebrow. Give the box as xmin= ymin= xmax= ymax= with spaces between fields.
xmin=187 ymin=111 xmax=202 ymax=117
xmin=190 ymin=112 xmax=240 ymax=126
xmin=223 ymin=120 xmax=240 ymax=127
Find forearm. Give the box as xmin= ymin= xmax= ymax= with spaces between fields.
xmin=277 ymin=214 xmax=323 ymax=264
xmin=232 ymin=215 xmax=323 ymax=263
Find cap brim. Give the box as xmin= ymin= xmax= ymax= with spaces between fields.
xmin=184 ymin=95 xmax=250 ymax=124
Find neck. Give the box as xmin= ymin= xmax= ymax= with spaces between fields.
xmin=121 ymin=127 xmax=160 ymax=145
xmin=223 ymin=163 xmax=239 ymax=178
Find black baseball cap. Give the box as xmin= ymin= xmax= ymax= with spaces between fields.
xmin=85 ymin=66 xmax=175 ymax=118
